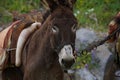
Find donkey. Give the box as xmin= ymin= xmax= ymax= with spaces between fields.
xmin=2 ymin=0 xmax=77 ymax=80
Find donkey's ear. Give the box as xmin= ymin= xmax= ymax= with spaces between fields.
xmin=58 ymin=0 xmax=77 ymax=10
xmin=41 ymin=0 xmax=77 ymax=11
xmin=41 ymin=0 xmax=58 ymax=12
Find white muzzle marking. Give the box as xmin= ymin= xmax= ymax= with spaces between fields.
xmin=58 ymin=45 xmax=75 ymax=67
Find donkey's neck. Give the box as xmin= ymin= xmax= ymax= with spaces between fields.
xmin=23 ymin=28 xmax=61 ymax=69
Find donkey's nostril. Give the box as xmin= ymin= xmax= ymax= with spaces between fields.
xmin=61 ymin=59 xmax=75 ymax=68
xmin=62 ymin=59 xmax=65 ymax=64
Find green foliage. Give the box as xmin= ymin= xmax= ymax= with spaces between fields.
xmin=73 ymin=51 xmax=92 ymax=69
xmin=73 ymin=51 xmax=100 ymax=70
xmin=0 ymin=0 xmax=41 ymax=25
xmin=74 ymin=0 xmax=120 ymax=32
xmin=0 ymin=0 xmax=40 ymax=13
xmin=0 ymin=0 xmax=120 ymax=30
xmin=0 ymin=7 xmax=12 ymax=26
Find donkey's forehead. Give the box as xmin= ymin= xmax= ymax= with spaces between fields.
xmin=52 ymin=18 xmax=77 ymax=25
xmin=51 ymin=7 xmax=77 ymax=20
xmin=46 ymin=7 xmax=77 ymax=28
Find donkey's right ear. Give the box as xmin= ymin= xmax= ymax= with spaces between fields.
xmin=41 ymin=0 xmax=57 ymax=12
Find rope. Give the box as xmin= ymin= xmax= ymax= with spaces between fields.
xmin=77 ymin=26 xmax=120 ymax=56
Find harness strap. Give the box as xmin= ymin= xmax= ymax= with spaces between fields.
xmin=0 ymin=20 xmax=21 ymax=70
xmin=6 ymin=48 xmax=16 ymax=52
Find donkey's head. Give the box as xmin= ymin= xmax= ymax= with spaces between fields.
xmin=41 ymin=0 xmax=77 ymax=69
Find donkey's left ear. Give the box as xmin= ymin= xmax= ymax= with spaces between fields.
xmin=58 ymin=0 xmax=77 ymax=10
xmin=41 ymin=0 xmax=77 ymax=11
xmin=68 ymin=0 xmax=77 ymax=10
xmin=41 ymin=0 xmax=58 ymax=12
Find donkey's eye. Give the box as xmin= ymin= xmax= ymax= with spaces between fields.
xmin=71 ymin=24 xmax=77 ymax=32
xmin=52 ymin=26 xmax=59 ymax=33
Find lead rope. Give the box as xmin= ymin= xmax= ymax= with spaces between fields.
xmin=76 ymin=26 xmax=120 ymax=56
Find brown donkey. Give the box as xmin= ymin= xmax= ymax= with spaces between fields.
xmin=2 ymin=0 xmax=77 ymax=80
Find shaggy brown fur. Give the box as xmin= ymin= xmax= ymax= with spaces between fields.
xmin=2 ymin=0 xmax=77 ymax=80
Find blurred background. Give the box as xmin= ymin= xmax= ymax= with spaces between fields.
xmin=0 ymin=0 xmax=120 ymax=32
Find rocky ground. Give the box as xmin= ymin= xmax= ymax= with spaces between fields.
xmin=67 ymin=28 xmax=114 ymax=80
